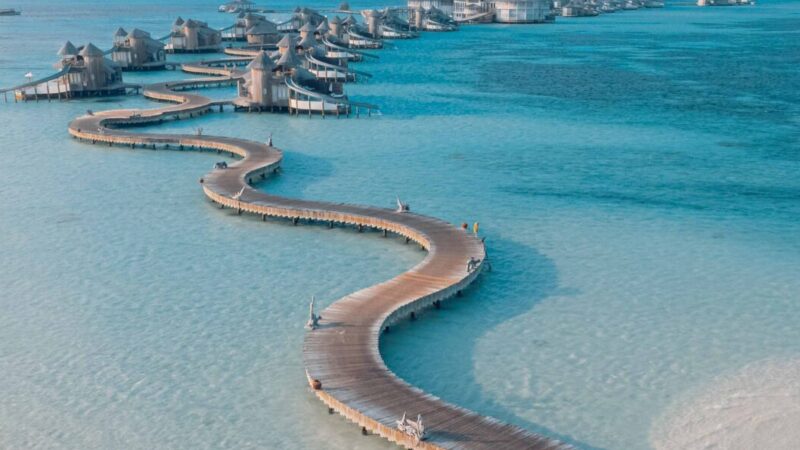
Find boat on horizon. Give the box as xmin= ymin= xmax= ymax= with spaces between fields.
xmin=0 ymin=8 xmax=21 ymax=15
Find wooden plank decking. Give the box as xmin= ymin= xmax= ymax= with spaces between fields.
xmin=66 ymin=65 xmax=569 ymax=450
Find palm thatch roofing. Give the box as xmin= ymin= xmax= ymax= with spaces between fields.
xmin=57 ymin=41 xmax=78 ymax=56
xmin=277 ymin=33 xmax=297 ymax=48
xmin=275 ymin=46 xmax=300 ymax=68
xmin=297 ymin=33 xmax=318 ymax=48
xmin=78 ymin=43 xmax=104 ymax=57
xmin=128 ymin=28 xmax=151 ymax=39
xmin=247 ymin=20 xmax=278 ymax=35
xmin=247 ymin=50 xmax=275 ymax=71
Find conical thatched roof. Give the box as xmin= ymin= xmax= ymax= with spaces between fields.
xmin=79 ymin=43 xmax=104 ymax=57
xmin=316 ymin=19 xmax=329 ymax=33
xmin=247 ymin=50 xmax=275 ymax=71
xmin=297 ymin=33 xmax=317 ymax=49
xmin=174 ymin=16 xmax=184 ymax=26
xmin=128 ymin=28 xmax=151 ymax=39
xmin=247 ymin=20 xmax=278 ymax=35
xmin=329 ymin=16 xmax=342 ymax=25
xmin=58 ymin=41 xmax=78 ymax=56
xmin=114 ymin=27 xmax=128 ymax=37
xmin=277 ymin=33 xmax=296 ymax=48
xmin=275 ymin=46 xmax=300 ymax=68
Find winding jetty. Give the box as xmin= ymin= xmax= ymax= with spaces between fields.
xmin=65 ymin=63 xmax=568 ymax=449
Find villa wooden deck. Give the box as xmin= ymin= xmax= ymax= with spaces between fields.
xmin=66 ymin=69 xmax=568 ymax=450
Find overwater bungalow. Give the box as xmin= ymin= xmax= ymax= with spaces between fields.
xmin=376 ymin=8 xmax=420 ymax=38
xmin=561 ymin=1 xmax=599 ymax=16
xmin=494 ymin=0 xmax=554 ymax=22
xmin=319 ymin=20 xmax=377 ymax=62
xmin=223 ymin=12 xmax=274 ymax=41
xmin=296 ymin=24 xmax=369 ymax=82
xmin=452 ymin=0 xmax=553 ymax=22
xmin=223 ymin=12 xmax=249 ymax=40
xmin=315 ymin=19 xmax=330 ymax=38
xmin=328 ymin=15 xmax=345 ymax=39
xmin=4 ymin=42 xmax=129 ymax=101
xmin=409 ymin=6 xmax=458 ymax=31
xmin=278 ymin=7 xmax=326 ymax=33
xmin=111 ymin=28 xmax=166 ymax=70
xmin=166 ymin=18 xmax=222 ymax=53
xmin=453 ymin=0 xmax=494 ymax=22
xmin=408 ymin=0 xmax=455 ymax=18
xmin=297 ymin=22 xmax=319 ymax=44
xmin=233 ymin=49 xmax=353 ymax=115
xmin=247 ymin=18 xmax=281 ymax=45
xmin=338 ymin=15 xmax=383 ymax=49
xmin=361 ymin=10 xmax=383 ymax=38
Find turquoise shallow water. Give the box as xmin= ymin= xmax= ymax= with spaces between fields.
xmin=1 ymin=1 xmax=799 ymax=449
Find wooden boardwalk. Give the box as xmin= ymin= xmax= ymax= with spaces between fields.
xmin=66 ymin=65 xmax=569 ymax=450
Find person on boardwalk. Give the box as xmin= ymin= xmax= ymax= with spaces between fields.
xmin=472 ymin=221 xmax=479 ymax=234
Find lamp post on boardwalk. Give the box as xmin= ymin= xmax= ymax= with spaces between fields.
xmin=232 ymin=186 xmax=245 ymax=214
xmin=25 ymin=71 xmax=33 ymax=101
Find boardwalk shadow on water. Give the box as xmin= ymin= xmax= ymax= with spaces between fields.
xmin=381 ymin=236 xmax=605 ymax=450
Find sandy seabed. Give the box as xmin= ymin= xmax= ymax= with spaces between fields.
xmin=651 ymin=358 xmax=800 ymax=450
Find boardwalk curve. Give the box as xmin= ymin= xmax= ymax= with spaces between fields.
xmin=66 ymin=66 xmax=568 ymax=450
